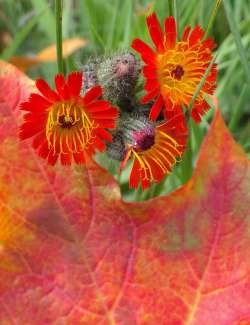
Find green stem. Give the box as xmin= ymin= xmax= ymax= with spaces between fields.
xmin=189 ymin=55 xmax=217 ymax=111
xmin=168 ymin=0 xmax=173 ymax=17
xmin=55 ymin=0 xmax=64 ymax=75
xmin=204 ymin=0 xmax=222 ymax=39
xmin=173 ymin=0 xmax=179 ymax=38
xmin=168 ymin=0 xmax=178 ymax=38
xmin=180 ymin=120 xmax=193 ymax=184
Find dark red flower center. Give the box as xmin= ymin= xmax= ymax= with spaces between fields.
xmin=133 ymin=126 xmax=155 ymax=151
xmin=59 ymin=115 xmax=74 ymax=129
xmin=171 ymin=65 xmax=184 ymax=80
xmin=138 ymin=134 xmax=155 ymax=150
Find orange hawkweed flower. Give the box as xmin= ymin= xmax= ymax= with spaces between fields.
xmin=19 ymin=72 xmax=118 ymax=165
xmin=120 ymin=114 xmax=188 ymax=189
xmin=132 ymin=13 xmax=217 ymax=123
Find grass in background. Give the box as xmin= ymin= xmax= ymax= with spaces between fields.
xmin=0 ymin=0 xmax=249 ymax=201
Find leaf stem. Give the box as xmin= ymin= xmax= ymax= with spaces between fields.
xmin=168 ymin=0 xmax=173 ymax=17
xmin=179 ymin=120 xmax=193 ymax=184
xmin=204 ymin=0 xmax=222 ymax=39
xmin=189 ymin=55 xmax=217 ymax=111
xmin=55 ymin=0 xmax=64 ymax=75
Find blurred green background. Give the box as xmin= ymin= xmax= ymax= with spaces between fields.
xmin=0 ymin=0 xmax=249 ymax=201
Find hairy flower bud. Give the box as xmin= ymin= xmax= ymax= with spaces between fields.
xmin=106 ymin=131 xmax=126 ymax=161
xmin=81 ymin=52 xmax=141 ymax=109
xmin=81 ymin=61 xmax=98 ymax=93
xmin=106 ymin=109 xmax=153 ymax=162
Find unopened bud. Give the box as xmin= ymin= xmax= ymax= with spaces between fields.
xmin=81 ymin=52 xmax=140 ymax=109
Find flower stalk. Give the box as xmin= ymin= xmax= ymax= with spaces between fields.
xmin=168 ymin=0 xmax=174 ymax=17
xmin=204 ymin=0 xmax=222 ymax=39
xmin=55 ymin=0 xmax=64 ymax=75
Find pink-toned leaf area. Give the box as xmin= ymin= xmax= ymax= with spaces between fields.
xmin=0 ymin=61 xmax=250 ymax=324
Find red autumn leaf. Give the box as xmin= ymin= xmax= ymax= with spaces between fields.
xmin=0 ymin=61 xmax=250 ymax=325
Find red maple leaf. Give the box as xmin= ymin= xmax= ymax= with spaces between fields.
xmin=0 ymin=61 xmax=250 ymax=325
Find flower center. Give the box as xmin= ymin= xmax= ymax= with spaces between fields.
xmin=138 ymin=134 xmax=155 ymax=151
xmin=171 ymin=65 xmax=184 ymax=80
xmin=133 ymin=126 xmax=155 ymax=152
xmin=58 ymin=115 xmax=74 ymax=129
xmin=156 ymin=44 xmax=206 ymax=105
xmin=46 ymin=100 xmax=96 ymax=154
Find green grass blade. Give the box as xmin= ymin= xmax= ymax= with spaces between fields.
xmin=1 ymin=8 xmax=48 ymax=60
xmin=81 ymin=0 xmax=105 ymax=51
xmin=30 ymin=0 xmax=55 ymax=42
xmin=179 ymin=0 xmax=198 ymax=32
xmin=223 ymin=0 xmax=250 ymax=86
xmin=168 ymin=0 xmax=174 ymax=16
xmin=55 ymin=0 xmax=64 ymax=75
xmin=204 ymin=0 xmax=222 ymax=38
xmin=189 ymin=55 xmax=217 ymax=111
xmin=179 ymin=126 xmax=193 ymax=184
xmin=89 ymin=25 xmax=106 ymax=52
xmin=122 ymin=0 xmax=133 ymax=48
xmin=107 ymin=0 xmax=119 ymax=49
xmin=229 ymin=83 xmax=249 ymax=131
xmin=173 ymin=0 xmax=179 ymax=38
xmin=191 ymin=121 xmax=204 ymax=153
xmin=168 ymin=0 xmax=178 ymax=36
xmin=63 ymin=0 xmax=73 ymax=38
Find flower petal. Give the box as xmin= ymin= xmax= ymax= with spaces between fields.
xmin=73 ymin=152 xmax=85 ymax=164
xmin=129 ymin=158 xmax=141 ymax=189
xmin=140 ymin=88 xmax=159 ymax=104
xmin=60 ymin=153 xmax=72 ymax=165
xmin=191 ymin=99 xmax=210 ymax=123
xmin=189 ymin=26 xmax=204 ymax=46
xmin=202 ymin=37 xmax=216 ymax=50
xmin=164 ymin=16 xmax=176 ymax=49
xmin=131 ymin=39 xmax=156 ymax=65
xmin=96 ymin=119 xmax=116 ymax=128
xmin=36 ymin=79 xmax=59 ymax=102
xmin=149 ymin=95 xmax=164 ymax=120
xmin=146 ymin=13 xmax=164 ymax=52
xmin=48 ymin=150 xmax=58 ymax=166
xmin=32 ymin=132 xmax=46 ymax=150
xmin=19 ymin=122 xmax=45 ymax=140
xmin=143 ymin=65 xmax=157 ymax=79
xmin=84 ymin=86 xmax=102 ymax=104
xmin=20 ymin=94 xmax=50 ymax=112
xmin=182 ymin=25 xmax=191 ymax=41
xmin=90 ymin=107 xmax=119 ymax=120
xmin=54 ymin=74 xmax=66 ymax=98
xmin=86 ymin=100 xmax=113 ymax=112
xmin=95 ymin=128 xmax=113 ymax=142
xmin=38 ymin=140 xmax=50 ymax=159
xmin=67 ymin=71 xmax=83 ymax=97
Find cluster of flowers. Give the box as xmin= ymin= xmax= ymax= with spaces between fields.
xmin=19 ymin=13 xmax=217 ymax=190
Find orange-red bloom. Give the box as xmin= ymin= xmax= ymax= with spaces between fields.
xmin=120 ymin=114 xmax=188 ymax=189
xmin=19 ymin=72 xmax=118 ymax=165
xmin=132 ymin=13 xmax=217 ymax=123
